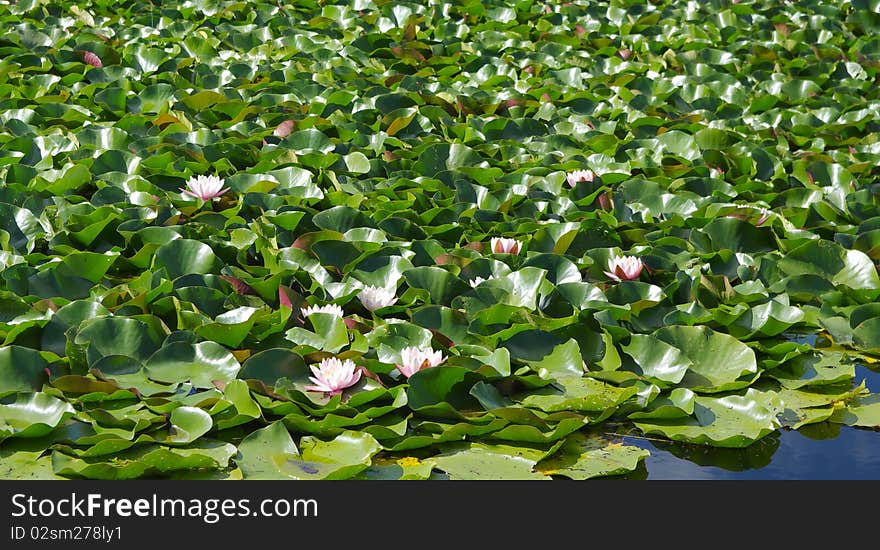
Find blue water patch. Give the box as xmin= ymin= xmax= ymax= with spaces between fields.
xmin=618 ymin=363 xmax=880 ymax=479
xmin=856 ymin=364 xmax=880 ymax=393
xmin=623 ymin=424 xmax=880 ymax=480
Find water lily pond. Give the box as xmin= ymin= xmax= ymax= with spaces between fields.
xmin=1 ymin=0 xmax=880 ymax=480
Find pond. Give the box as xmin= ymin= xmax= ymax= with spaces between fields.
xmin=617 ymin=365 xmax=880 ymax=479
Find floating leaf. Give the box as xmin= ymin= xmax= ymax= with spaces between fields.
xmin=633 ymin=390 xmax=780 ymax=448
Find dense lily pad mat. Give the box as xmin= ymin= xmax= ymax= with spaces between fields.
xmin=0 ymin=0 xmax=879 ymax=480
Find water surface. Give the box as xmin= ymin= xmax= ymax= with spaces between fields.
xmin=618 ymin=365 xmax=880 ymax=479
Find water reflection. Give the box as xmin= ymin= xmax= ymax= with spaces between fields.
xmin=616 ymin=415 xmax=880 ymax=479
xmin=607 ymin=359 xmax=880 ymax=479
xmin=649 ymin=432 xmax=780 ymax=472
xmin=630 ymin=423 xmax=880 ymax=479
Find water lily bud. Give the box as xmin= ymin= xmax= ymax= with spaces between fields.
xmin=83 ymin=51 xmax=102 ymax=68
xmin=566 ymin=169 xmax=595 ymax=187
xmin=490 ymin=237 xmax=522 ymax=255
xmin=274 ymin=119 xmax=295 ymax=138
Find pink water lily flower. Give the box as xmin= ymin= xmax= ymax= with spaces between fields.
xmin=181 ymin=175 xmax=230 ymax=201
xmin=397 ymin=346 xmax=446 ymax=378
xmin=566 ymin=169 xmax=595 ymax=187
xmin=83 ymin=51 xmax=102 ymax=68
xmin=304 ymin=357 xmax=362 ymax=395
xmin=301 ymin=304 xmax=344 ymax=318
xmin=358 ymin=285 xmax=397 ymax=311
xmin=490 ymin=237 xmax=521 ymax=255
xmin=605 ymin=256 xmax=644 ymax=282
xmin=274 ymin=120 xmax=295 ymax=138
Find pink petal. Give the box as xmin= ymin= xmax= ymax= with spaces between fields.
xmin=274 ymin=120 xmax=295 ymax=138
xmin=83 ymin=51 xmax=102 ymax=68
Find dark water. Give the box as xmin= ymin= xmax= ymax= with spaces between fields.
xmin=618 ymin=365 xmax=880 ymax=480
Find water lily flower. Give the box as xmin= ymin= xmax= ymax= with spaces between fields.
xmin=181 ymin=175 xmax=229 ymax=201
xmin=618 ymin=48 xmax=632 ymax=60
xmin=304 ymin=357 xmax=362 ymax=395
xmin=490 ymin=237 xmax=521 ymax=255
xmin=358 ymin=285 xmax=397 ymax=311
xmin=567 ymin=169 xmax=595 ymax=187
xmin=83 ymin=51 xmax=102 ymax=68
xmin=397 ymin=346 xmax=446 ymax=378
xmin=301 ymin=304 xmax=344 ymax=318
xmin=604 ymin=256 xmax=644 ymax=282
xmin=274 ymin=119 xmax=295 ymax=138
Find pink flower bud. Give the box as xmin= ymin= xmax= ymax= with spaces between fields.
xmin=83 ymin=51 xmax=102 ymax=68
xmin=274 ymin=119 xmax=295 ymax=138
xmin=490 ymin=237 xmax=522 ymax=255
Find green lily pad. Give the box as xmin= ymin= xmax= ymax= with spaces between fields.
xmin=0 ymin=345 xmax=50 ymax=396
xmin=633 ymin=389 xmax=781 ymax=448
xmin=145 ymin=341 xmax=240 ymax=387
xmin=536 ymin=433 xmax=650 ymax=479
xmin=0 ymin=393 xmax=75 ymax=442
xmin=432 ymin=443 xmax=552 ymax=480
xmin=653 ymin=326 xmax=758 ymax=393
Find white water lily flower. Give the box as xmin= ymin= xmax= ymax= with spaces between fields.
xmin=604 ymin=256 xmax=644 ymax=282
xmin=301 ymin=304 xmax=344 ymax=318
xmin=304 ymin=357 xmax=361 ymax=395
xmin=490 ymin=237 xmax=521 ymax=255
xmin=181 ymin=174 xmax=230 ymax=201
xmin=566 ymin=169 xmax=595 ymax=187
xmin=397 ymin=346 xmax=446 ymax=378
xmin=358 ymin=285 xmax=398 ymax=311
